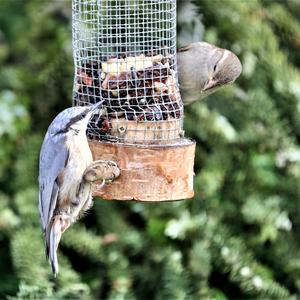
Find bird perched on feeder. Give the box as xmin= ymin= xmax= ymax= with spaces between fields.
xmin=177 ymin=42 xmax=242 ymax=105
xmin=38 ymin=102 xmax=120 ymax=276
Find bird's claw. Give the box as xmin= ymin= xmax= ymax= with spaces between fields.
xmin=83 ymin=160 xmax=120 ymax=185
xmin=98 ymin=178 xmax=106 ymax=188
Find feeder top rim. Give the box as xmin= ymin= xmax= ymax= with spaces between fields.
xmin=88 ymin=138 xmax=195 ymax=149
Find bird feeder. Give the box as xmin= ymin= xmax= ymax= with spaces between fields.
xmin=72 ymin=0 xmax=195 ymax=201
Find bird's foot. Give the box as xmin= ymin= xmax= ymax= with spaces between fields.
xmin=83 ymin=160 xmax=120 ymax=185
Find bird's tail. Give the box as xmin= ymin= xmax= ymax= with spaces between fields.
xmin=46 ymin=216 xmax=69 ymax=276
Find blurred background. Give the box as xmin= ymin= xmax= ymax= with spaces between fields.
xmin=0 ymin=0 xmax=300 ymax=298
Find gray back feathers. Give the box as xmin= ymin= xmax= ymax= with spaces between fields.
xmin=38 ymin=106 xmax=89 ymax=231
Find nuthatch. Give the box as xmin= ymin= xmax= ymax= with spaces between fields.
xmin=177 ymin=42 xmax=242 ymax=105
xmin=38 ymin=102 xmax=120 ymax=276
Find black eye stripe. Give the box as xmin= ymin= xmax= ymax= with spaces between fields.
xmin=54 ymin=109 xmax=89 ymax=135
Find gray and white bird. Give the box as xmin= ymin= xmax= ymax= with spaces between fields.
xmin=177 ymin=42 xmax=242 ymax=105
xmin=38 ymin=102 xmax=120 ymax=276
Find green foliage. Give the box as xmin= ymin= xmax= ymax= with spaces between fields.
xmin=1 ymin=0 xmax=300 ymax=298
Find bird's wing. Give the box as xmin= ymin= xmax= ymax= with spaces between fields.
xmin=177 ymin=43 xmax=195 ymax=53
xmin=177 ymin=43 xmax=206 ymax=91
xmin=178 ymin=42 xmax=209 ymax=53
xmin=38 ymin=132 xmax=69 ymax=232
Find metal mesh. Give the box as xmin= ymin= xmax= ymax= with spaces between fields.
xmin=72 ymin=0 xmax=183 ymax=145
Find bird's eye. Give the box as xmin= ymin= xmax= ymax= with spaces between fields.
xmin=213 ymin=64 xmax=217 ymax=72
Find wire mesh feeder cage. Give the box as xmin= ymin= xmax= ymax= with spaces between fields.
xmin=72 ymin=0 xmax=195 ymax=201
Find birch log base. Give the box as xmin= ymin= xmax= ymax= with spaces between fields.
xmin=89 ymin=139 xmax=195 ymax=202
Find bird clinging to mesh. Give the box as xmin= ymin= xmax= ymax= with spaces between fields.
xmin=177 ymin=42 xmax=242 ymax=105
xmin=38 ymin=102 xmax=120 ymax=276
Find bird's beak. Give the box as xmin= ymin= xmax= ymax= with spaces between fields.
xmin=83 ymin=100 xmax=106 ymax=120
xmin=89 ymin=100 xmax=104 ymax=114
xmin=202 ymin=77 xmax=219 ymax=92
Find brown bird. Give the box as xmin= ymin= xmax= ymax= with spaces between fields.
xmin=177 ymin=42 xmax=242 ymax=104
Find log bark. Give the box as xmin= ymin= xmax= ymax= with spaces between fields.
xmin=89 ymin=139 xmax=195 ymax=202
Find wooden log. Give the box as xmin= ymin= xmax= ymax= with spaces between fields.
xmin=90 ymin=139 xmax=195 ymax=202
